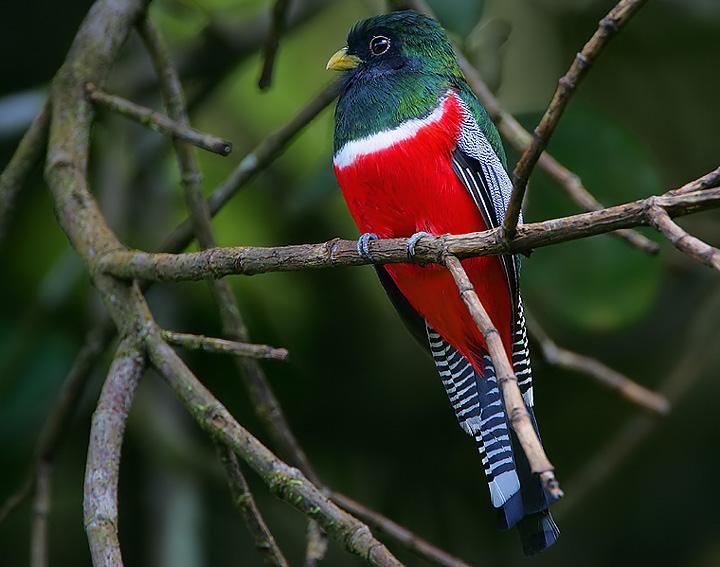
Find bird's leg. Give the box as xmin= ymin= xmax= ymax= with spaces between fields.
xmin=356 ymin=232 xmax=379 ymax=262
xmin=406 ymin=231 xmax=432 ymax=260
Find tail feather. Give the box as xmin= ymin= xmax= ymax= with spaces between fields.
xmin=517 ymin=511 xmax=560 ymax=556
xmin=426 ymin=324 xmax=560 ymax=556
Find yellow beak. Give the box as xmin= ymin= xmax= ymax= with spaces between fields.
xmin=326 ymin=47 xmax=361 ymax=71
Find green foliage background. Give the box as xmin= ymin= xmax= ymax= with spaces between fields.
xmin=1 ymin=0 xmax=719 ymax=565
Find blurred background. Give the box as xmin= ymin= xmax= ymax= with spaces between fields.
xmin=1 ymin=0 xmax=719 ymax=565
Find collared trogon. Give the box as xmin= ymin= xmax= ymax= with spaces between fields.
xmin=327 ymin=10 xmax=559 ymax=555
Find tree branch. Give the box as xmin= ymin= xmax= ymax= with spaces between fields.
xmin=138 ymin=15 xmax=320 ymax=562
xmin=667 ymin=165 xmax=720 ymax=195
xmin=160 ymin=80 xmax=340 ymax=254
xmin=504 ymin=0 xmax=649 ymax=238
xmin=42 ymin=1 xmax=406 ymax=565
xmin=443 ymin=255 xmax=563 ymax=498
xmin=216 ymin=444 xmax=290 ymax=567
xmin=145 ymin=330 xmax=403 ymax=566
xmin=30 ymin=462 xmax=50 ymax=567
xmin=0 ymin=101 xmax=51 ymax=245
xmin=98 ymin=183 xmax=720 ymax=282
xmin=647 ymin=205 xmax=720 ymax=271
xmin=162 ymin=330 xmax=288 ymax=360
xmin=392 ymin=0 xmax=659 ymax=254
xmin=258 ymin=0 xmax=292 ymax=90
xmin=139 ymin=15 xmax=292 ymax=563
xmin=559 ymin=287 xmax=720 ymax=518
xmin=140 ymin=12 xmax=322 ymax=482
xmin=84 ymin=338 xmax=145 ymax=567
xmin=526 ymin=314 xmax=669 ymax=415
xmin=331 ymin=492 xmax=472 ymax=567
xmin=0 ymin=324 xmax=114 ymax=525
xmin=305 ymin=519 xmax=330 ymax=567
xmin=85 ymin=83 xmax=232 ymax=156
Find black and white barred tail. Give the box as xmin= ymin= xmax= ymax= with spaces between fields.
xmin=427 ymin=318 xmax=559 ymax=555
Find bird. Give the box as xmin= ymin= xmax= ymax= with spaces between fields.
xmin=326 ymin=10 xmax=559 ymax=555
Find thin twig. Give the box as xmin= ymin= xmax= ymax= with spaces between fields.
xmin=0 ymin=479 xmax=32 ymax=527
xmin=43 ymin=0 xmax=402 ymax=559
xmin=559 ymin=287 xmax=720 ymax=517
xmin=647 ymin=205 xmax=720 ymax=271
xmin=332 ymin=492 xmax=472 ymax=567
xmin=30 ymin=462 xmax=50 ymax=567
xmin=505 ymin=0 xmax=649 ymax=238
xmin=258 ymin=0 xmax=292 ymax=90
xmin=86 ymin=83 xmax=232 ymax=156
xmin=392 ymin=0 xmax=658 ymax=255
xmin=98 ymin=183 xmax=720 ymax=282
xmin=0 ymin=324 xmax=114 ymax=525
xmin=145 ymin=329 xmax=403 ymax=566
xmin=162 ymin=330 xmax=289 ymax=360
xmin=140 ymin=14 xmax=322 ymax=483
xmin=118 ymin=39 xmax=445 ymax=563
xmin=667 ymin=165 xmax=720 ymax=195
xmin=128 ymin=0 xmax=332 ymax=101
xmin=84 ymin=338 xmax=145 ymax=567
xmin=160 ymin=80 xmax=341 ymax=254
xmin=305 ymin=519 xmax=329 ymax=567
xmin=0 ymin=101 xmax=51 ymax=245
xmin=533 ymin=152 xmax=659 ymax=253
xmin=216 ymin=444 xmax=290 ymax=567
xmin=443 ymin=255 xmax=563 ymax=498
xmin=138 ymin=16 xmax=312 ymax=563
xmin=526 ymin=314 xmax=669 ymax=415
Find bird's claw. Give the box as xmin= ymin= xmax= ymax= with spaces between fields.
xmin=357 ymin=232 xmax=379 ymax=262
xmin=406 ymin=231 xmax=432 ymax=260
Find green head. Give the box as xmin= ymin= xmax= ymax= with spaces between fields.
xmin=327 ymin=11 xmax=462 ymax=80
xmin=328 ymin=10 xmax=465 ymax=151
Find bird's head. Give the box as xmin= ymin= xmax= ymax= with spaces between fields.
xmin=326 ymin=10 xmax=461 ymax=83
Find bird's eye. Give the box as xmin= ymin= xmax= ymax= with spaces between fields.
xmin=369 ymin=35 xmax=391 ymax=56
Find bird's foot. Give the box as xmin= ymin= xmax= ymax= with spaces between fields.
xmin=357 ymin=232 xmax=379 ymax=263
xmin=406 ymin=231 xmax=432 ymax=260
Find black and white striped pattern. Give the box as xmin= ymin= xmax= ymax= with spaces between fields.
xmin=451 ymin=151 xmax=519 ymax=305
xmin=513 ymin=297 xmax=533 ymax=407
xmin=427 ymin=325 xmax=520 ymax=508
xmin=450 ymin=102 xmax=536 ymax=409
xmin=456 ymin=100 xmax=518 ymax=227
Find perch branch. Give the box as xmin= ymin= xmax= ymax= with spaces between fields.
xmin=145 ymin=330 xmax=402 ymax=566
xmin=85 ymin=83 xmax=232 ymax=156
xmin=647 ymin=205 xmax=720 ymax=271
xmin=162 ymin=330 xmax=288 ymax=360
xmin=0 ymin=101 xmax=51 ymax=244
xmin=443 ymin=255 xmax=563 ymax=498
xmin=258 ymin=0 xmax=292 ymax=90
xmin=216 ymin=444 xmax=290 ymax=567
xmin=139 ymin=15 xmax=319 ymax=563
xmin=84 ymin=338 xmax=145 ymax=567
xmin=504 ymin=0 xmax=649 ymax=238
xmin=161 ymin=79 xmax=340 ymax=254
xmin=392 ymin=0 xmax=658 ymax=254
xmin=526 ymin=314 xmax=669 ymax=415
xmin=332 ymin=492 xmax=472 ymax=567
xmin=98 ymin=183 xmax=720 ymax=282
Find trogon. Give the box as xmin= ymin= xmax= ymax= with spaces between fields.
xmin=327 ymin=10 xmax=559 ymax=555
